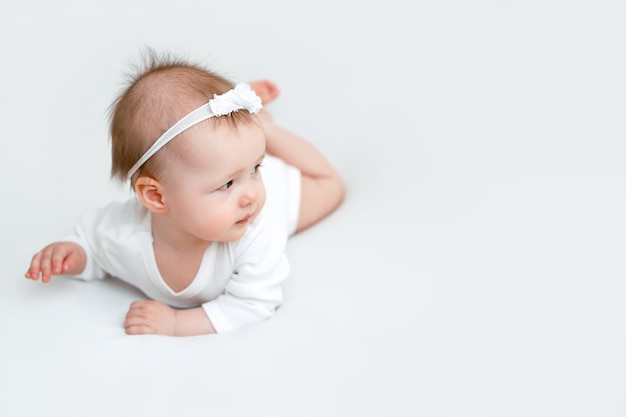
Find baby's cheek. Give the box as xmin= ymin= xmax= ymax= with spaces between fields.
xmin=258 ymin=185 xmax=267 ymax=208
xmin=195 ymin=208 xmax=227 ymax=230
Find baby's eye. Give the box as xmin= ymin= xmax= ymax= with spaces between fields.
xmin=218 ymin=180 xmax=234 ymax=191
xmin=251 ymin=164 xmax=263 ymax=175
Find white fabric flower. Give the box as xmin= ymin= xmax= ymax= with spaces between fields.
xmin=209 ymin=83 xmax=262 ymax=116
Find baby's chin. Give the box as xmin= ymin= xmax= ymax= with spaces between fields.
xmin=219 ymin=227 xmax=248 ymax=243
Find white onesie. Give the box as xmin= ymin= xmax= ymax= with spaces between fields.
xmin=65 ymin=155 xmax=301 ymax=333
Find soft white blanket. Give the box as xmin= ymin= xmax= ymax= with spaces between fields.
xmin=2 ymin=0 xmax=625 ymax=415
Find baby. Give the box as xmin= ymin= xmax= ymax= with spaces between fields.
xmin=24 ymin=52 xmax=344 ymax=336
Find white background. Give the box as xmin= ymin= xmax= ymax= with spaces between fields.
xmin=1 ymin=0 xmax=625 ymax=416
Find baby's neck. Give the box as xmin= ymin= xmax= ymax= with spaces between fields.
xmin=150 ymin=214 xmax=211 ymax=293
xmin=150 ymin=214 xmax=212 ymax=254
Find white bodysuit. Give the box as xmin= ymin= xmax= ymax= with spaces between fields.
xmin=65 ymin=155 xmax=301 ymax=333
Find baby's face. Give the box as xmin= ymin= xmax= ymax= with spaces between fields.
xmin=158 ymin=121 xmax=267 ymax=243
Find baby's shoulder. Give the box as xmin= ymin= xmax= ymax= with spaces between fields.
xmin=95 ymin=198 xmax=145 ymax=223
xmin=86 ymin=198 xmax=147 ymax=242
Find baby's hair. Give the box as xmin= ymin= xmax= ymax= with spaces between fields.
xmin=109 ymin=48 xmax=257 ymax=185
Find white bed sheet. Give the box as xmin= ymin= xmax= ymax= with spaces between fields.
xmin=1 ymin=1 xmax=625 ymax=416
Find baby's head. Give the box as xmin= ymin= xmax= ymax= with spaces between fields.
xmin=109 ymin=51 xmax=259 ymax=185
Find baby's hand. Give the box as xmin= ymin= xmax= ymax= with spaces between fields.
xmin=24 ymin=241 xmax=87 ymax=283
xmin=124 ymin=300 xmax=177 ymax=336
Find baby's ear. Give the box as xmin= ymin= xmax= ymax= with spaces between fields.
xmin=134 ymin=177 xmax=168 ymax=213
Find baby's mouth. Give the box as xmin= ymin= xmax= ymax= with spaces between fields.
xmin=236 ymin=213 xmax=253 ymax=225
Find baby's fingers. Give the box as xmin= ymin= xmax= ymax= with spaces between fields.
xmin=25 ymin=243 xmax=74 ymax=283
xmin=50 ymin=247 xmax=73 ymax=275
xmin=124 ymin=317 xmax=154 ymax=335
xmin=125 ymin=308 xmax=153 ymax=335
xmin=25 ymin=252 xmax=43 ymax=281
xmin=36 ymin=248 xmax=56 ymax=283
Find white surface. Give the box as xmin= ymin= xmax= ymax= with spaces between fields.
xmin=1 ymin=1 xmax=625 ymax=416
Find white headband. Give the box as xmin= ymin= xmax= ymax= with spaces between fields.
xmin=127 ymin=83 xmax=263 ymax=180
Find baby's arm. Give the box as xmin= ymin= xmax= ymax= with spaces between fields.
xmin=124 ymin=301 xmax=216 ymax=336
xmin=25 ymin=242 xmax=87 ymax=283
xmin=257 ymin=110 xmax=344 ymax=232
